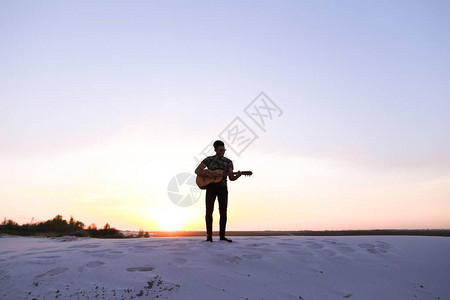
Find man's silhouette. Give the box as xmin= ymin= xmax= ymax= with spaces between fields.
xmin=195 ymin=140 xmax=241 ymax=242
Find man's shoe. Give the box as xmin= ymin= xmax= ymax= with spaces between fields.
xmin=220 ymin=236 xmax=232 ymax=243
xmin=206 ymin=235 xmax=213 ymax=242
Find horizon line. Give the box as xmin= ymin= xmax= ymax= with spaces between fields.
xmin=123 ymin=229 xmax=450 ymax=237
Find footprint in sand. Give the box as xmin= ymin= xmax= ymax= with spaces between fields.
xmin=126 ymin=266 xmax=155 ymax=272
xmin=358 ymin=243 xmax=374 ymax=249
xmin=306 ymin=242 xmax=324 ymax=249
xmin=319 ymin=249 xmax=337 ymax=258
xmin=332 ymin=256 xmax=351 ymax=264
xmin=367 ymin=248 xmax=388 ymax=254
xmin=251 ymin=243 xmax=269 ymax=247
xmin=322 ymin=239 xmax=338 ymax=244
xmin=169 ymin=258 xmax=188 ymax=266
xmin=229 ymin=256 xmax=242 ymax=264
xmin=358 ymin=243 xmax=389 ymax=254
xmin=86 ymin=261 xmax=105 ymax=268
xmin=375 ymin=241 xmax=392 ymax=250
xmin=35 ymin=267 xmax=68 ymax=278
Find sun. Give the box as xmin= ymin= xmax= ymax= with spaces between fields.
xmin=156 ymin=213 xmax=186 ymax=231
xmin=151 ymin=206 xmax=200 ymax=231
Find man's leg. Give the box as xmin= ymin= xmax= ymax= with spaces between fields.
xmin=218 ymin=186 xmax=231 ymax=242
xmin=205 ymin=186 xmax=217 ymax=242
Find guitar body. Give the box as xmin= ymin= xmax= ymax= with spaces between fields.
xmin=196 ymin=170 xmax=224 ymax=190
xmin=196 ymin=170 xmax=252 ymax=189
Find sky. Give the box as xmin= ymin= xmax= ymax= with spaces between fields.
xmin=1 ymin=0 xmax=449 ymax=231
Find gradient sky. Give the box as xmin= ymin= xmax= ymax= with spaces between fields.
xmin=1 ymin=1 xmax=449 ymax=231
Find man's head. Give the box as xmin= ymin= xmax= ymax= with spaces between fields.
xmin=213 ymin=140 xmax=226 ymax=157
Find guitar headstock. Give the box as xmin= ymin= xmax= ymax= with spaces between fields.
xmin=241 ymin=171 xmax=252 ymax=176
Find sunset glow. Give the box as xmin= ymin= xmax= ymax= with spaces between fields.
xmin=1 ymin=1 xmax=449 ymax=231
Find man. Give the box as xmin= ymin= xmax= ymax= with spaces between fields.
xmin=195 ymin=140 xmax=241 ymax=242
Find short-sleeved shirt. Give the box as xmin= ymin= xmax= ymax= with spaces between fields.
xmin=201 ymin=155 xmax=234 ymax=185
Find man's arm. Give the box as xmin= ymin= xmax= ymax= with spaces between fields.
xmin=228 ymin=167 xmax=241 ymax=181
xmin=195 ymin=163 xmax=215 ymax=177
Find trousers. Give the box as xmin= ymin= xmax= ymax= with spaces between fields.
xmin=205 ymin=182 xmax=228 ymax=237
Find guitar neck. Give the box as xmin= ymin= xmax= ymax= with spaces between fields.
xmin=226 ymin=171 xmax=252 ymax=176
xmin=227 ymin=171 xmax=240 ymax=175
xmin=203 ymin=170 xmax=252 ymax=177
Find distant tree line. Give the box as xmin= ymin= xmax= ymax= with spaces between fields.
xmin=0 ymin=215 xmax=150 ymax=238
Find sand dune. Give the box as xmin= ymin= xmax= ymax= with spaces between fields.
xmin=0 ymin=235 xmax=449 ymax=299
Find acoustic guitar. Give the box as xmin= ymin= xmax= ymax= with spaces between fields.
xmin=196 ymin=170 xmax=253 ymax=189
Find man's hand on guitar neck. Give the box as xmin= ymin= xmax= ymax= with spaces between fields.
xmin=229 ymin=170 xmax=241 ymax=181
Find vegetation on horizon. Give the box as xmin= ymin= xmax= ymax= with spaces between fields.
xmin=2 ymin=216 xmax=448 ymax=238
xmin=0 ymin=215 xmax=150 ymax=239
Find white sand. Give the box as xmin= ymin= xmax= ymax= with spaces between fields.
xmin=0 ymin=235 xmax=449 ymax=299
